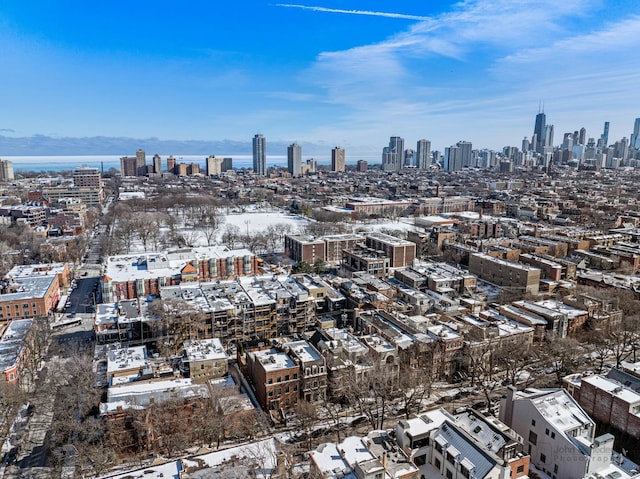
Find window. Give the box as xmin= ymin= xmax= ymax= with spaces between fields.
xmin=434 ymin=458 xmax=441 ymax=469
xmin=294 ymin=385 xmax=298 ymax=391
xmin=551 ymin=432 xmax=555 ymax=439
xmin=446 ymin=469 xmax=453 ymax=479
xmin=531 ymin=419 xmax=536 ymax=426
xmin=554 ymin=465 xmax=558 ymax=474
xmin=517 ymin=465 xmax=525 ymax=473
xmin=446 ymin=452 xmax=455 ymax=464
xmin=461 ymin=466 xmax=470 ymax=478
xmin=529 ymin=431 xmax=537 ymax=446
xmin=435 ymin=442 xmax=443 ymax=454
xmin=285 ymin=374 xmax=290 ymax=381
xmin=276 ymin=388 xmax=281 ymax=395
xmin=545 ymin=428 xmax=549 ymax=436
xmin=540 ymin=453 xmax=546 ymax=463
xmin=277 ymin=376 xmax=281 ymax=382
xmin=268 ymin=378 xmax=273 ymax=384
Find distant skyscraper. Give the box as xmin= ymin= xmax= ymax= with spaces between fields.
xmin=522 ymin=137 xmax=530 ymax=153
xmin=456 ymin=140 xmax=473 ymax=167
xmin=444 ymin=146 xmax=461 ymax=171
xmin=578 ymin=127 xmax=587 ymax=146
xmin=152 ymin=154 xmax=162 ymax=174
xmin=632 ymin=118 xmax=640 ymax=149
xmin=252 ymin=134 xmax=266 ymax=176
xmin=543 ymin=124 xmax=554 ymax=153
xmin=135 ymin=149 xmax=146 ymax=175
xmin=120 ymin=156 xmax=137 ymax=177
xmin=562 ymin=133 xmax=573 ymax=151
xmin=416 ymin=139 xmax=431 ymax=169
xmin=533 ymin=111 xmax=546 ymax=153
xmin=356 ymin=160 xmax=368 ymax=172
xmin=206 ymin=155 xmax=223 ymax=176
xmin=601 ymin=121 xmax=610 ymax=147
xmin=167 ymin=156 xmax=176 ymax=174
xmin=331 ymin=146 xmax=346 ymax=172
xmin=0 ymin=159 xmax=15 ymax=181
xmin=382 ymin=136 xmax=404 ymax=171
xmin=404 ymin=149 xmax=415 ymax=167
xmin=288 ymin=143 xmax=302 ymax=176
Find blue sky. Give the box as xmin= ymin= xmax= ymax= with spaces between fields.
xmin=1 ymin=0 xmax=640 ymax=154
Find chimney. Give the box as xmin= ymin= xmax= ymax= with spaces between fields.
xmin=382 ymin=451 xmax=387 ymax=469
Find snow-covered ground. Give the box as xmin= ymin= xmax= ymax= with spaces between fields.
xmin=216 ymin=210 xmax=311 ymax=242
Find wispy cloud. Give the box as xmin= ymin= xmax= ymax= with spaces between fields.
xmin=0 ymin=128 xmax=16 ymax=133
xmin=275 ymin=4 xmax=433 ymax=22
xmin=292 ymin=0 xmax=640 ymax=147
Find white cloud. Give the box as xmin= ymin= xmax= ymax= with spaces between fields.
xmin=275 ymin=4 xmax=434 ymax=21
xmin=291 ymin=0 xmax=639 ymax=149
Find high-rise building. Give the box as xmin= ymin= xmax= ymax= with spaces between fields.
xmin=167 ymin=156 xmax=176 ymax=174
xmin=382 ymin=136 xmax=404 ymax=171
xmin=135 ymin=149 xmax=146 ymax=176
xmin=356 ymin=160 xmax=368 ymax=172
xmin=456 ymin=140 xmax=473 ymax=167
xmin=543 ymin=124 xmax=554 ymax=153
xmin=404 ymin=149 xmax=415 ymax=167
xmin=252 ymin=134 xmax=266 ymax=176
xmin=522 ymin=137 xmax=531 ymax=153
xmin=73 ymin=167 xmax=102 ymax=188
xmin=601 ymin=121 xmax=610 ymax=147
xmin=562 ymin=133 xmax=574 ymax=151
xmin=120 ymin=156 xmax=137 ymax=177
xmin=533 ymin=111 xmax=546 ymax=153
xmin=416 ymin=139 xmax=431 ymax=169
xmin=631 ymin=118 xmax=640 ymax=149
xmin=0 ymin=159 xmax=14 ymax=181
xmin=331 ymin=146 xmax=346 ymax=172
xmin=288 ymin=143 xmax=302 ymax=176
xmin=206 ymin=155 xmax=223 ymax=176
xmin=152 ymin=154 xmax=162 ymax=174
xmin=444 ymin=146 xmax=461 ymax=171
xmin=578 ymin=127 xmax=587 ymax=146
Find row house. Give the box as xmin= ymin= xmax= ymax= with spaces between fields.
xmin=308 ymin=327 xmax=374 ymax=400
xmin=513 ymin=299 xmax=588 ymax=336
xmin=101 ymin=246 xmax=258 ymax=302
xmin=396 ymin=407 xmax=529 ymax=479
xmin=310 ymin=432 xmax=419 ymax=479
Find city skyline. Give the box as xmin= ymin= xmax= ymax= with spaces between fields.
xmin=1 ymin=1 xmax=640 ymax=151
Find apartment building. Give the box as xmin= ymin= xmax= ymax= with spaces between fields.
xmin=468 ymin=253 xmax=541 ymax=296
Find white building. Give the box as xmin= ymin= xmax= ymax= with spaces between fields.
xmin=500 ymin=386 xmax=632 ymax=479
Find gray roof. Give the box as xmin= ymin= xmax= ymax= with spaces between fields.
xmin=432 ymin=421 xmax=497 ymax=479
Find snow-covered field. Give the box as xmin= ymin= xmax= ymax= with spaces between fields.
xmin=216 ymin=210 xmax=311 ymax=241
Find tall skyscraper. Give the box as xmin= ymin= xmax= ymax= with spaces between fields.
xmin=135 ymin=149 xmax=146 ymax=176
xmin=382 ymin=136 xmax=404 ymax=171
xmin=152 ymin=154 xmax=162 ymax=174
xmin=631 ymin=118 xmax=640 ymax=149
xmin=444 ymin=146 xmax=461 ymax=171
xmin=167 ymin=156 xmax=176 ymax=174
xmin=331 ymin=146 xmax=346 ymax=172
xmin=120 ymin=156 xmax=137 ymax=177
xmin=533 ymin=111 xmax=546 ymax=153
xmin=206 ymin=155 xmax=223 ymax=176
xmin=287 ymin=143 xmax=302 ymax=176
xmin=252 ymin=134 xmax=266 ymax=176
xmin=456 ymin=140 xmax=473 ymax=167
xmin=522 ymin=137 xmax=531 ymax=153
xmin=0 ymin=159 xmax=15 ymax=181
xmin=578 ymin=127 xmax=587 ymax=146
xmin=416 ymin=139 xmax=431 ymax=169
xmin=601 ymin=121 xmax=610 ymax=147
